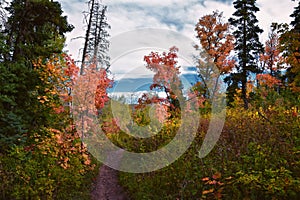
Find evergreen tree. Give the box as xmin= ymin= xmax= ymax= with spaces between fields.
xmin=4 ymin=0 xmax=73 ymax=62
xmin=286 ymin=0 xmax=300 ymax=92
xmin=0 ymin=0 xmax=73 ymax=147
xmin=275 ymin=1 xmax=300 ymax=93
xmin=0 ymin=0 xmax=8 ymax=61
xmin=291 ymin=0 xmax=300 ymax=33
xmin=225 ymin=0 xmax=263 ymax=108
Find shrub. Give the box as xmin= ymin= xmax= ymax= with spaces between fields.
xmin=117 ymin=105 xmax=300 ymax=199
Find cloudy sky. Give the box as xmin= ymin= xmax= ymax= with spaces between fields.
xmin=60 ymin=0 xmax=298 ymax=80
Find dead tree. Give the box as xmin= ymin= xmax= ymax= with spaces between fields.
xmin=80 ymin=0 xmax=110 ymax=75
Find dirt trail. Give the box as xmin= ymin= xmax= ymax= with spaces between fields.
xmin=91 ymin=150 xmax=130 ymax=200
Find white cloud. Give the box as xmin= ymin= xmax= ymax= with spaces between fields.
xmin=60 ymin=0 xmax=298 ymax=76
xmin=106 ymin=0 xmax=197 ymax=7
xmin=256 ymin=0 xmax=297 ymax=43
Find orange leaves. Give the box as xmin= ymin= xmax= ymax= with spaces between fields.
xmin=82 ymin=153 xmax=91 ymax=165
xmin=41 ymin=127 xmax=93 ymax=170
xmin=202 ymin=188 xmax=214 ymax=195
xmin=202 ymin=177 xmax=210 ymax=182
xmin=37 ymin=95 xmax=49 ymax=104
xmin=255 ymin=74 xmax=281 ymax=99
xmin=195 ymin=11 xmax=235 ymax=102
xmin=32 ymin=54 xmax=96 ymax=171
xmin=256 ymin=74 xmax=281 ymax=88
xmin=195 ymin=10 xmax=235 ymax=75
xmin=201 ymin=172 xmax=228 ymax=199
xmin=260 ymin=30 xmax=282 ymax=75
xmin=33 ymin=54 xmax=79 ymax=112
xmin=212 ymin=171 xmax=222 ymax=180
xmin=202 ymin=172 xmax=222 ymax=185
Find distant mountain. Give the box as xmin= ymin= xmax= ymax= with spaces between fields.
xmin=107 ymin=72 xmax=201 ymax=104
xmin=108 ymin=73 xmax=200 ymax=93
xmin=108 ymin=77 xmax=153 ymax=93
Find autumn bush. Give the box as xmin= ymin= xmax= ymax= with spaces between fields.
xmin=0 ymin=55 xmax=101 ymax=199
xmin=117 ymin=101 xmax=300 ymax=199
xmin=99 ymin=99 xmax=179 ymax=153
xmin=0 ymin=129 xmax=100 ymax=200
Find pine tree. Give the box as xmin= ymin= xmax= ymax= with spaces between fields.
xmin=226 ymin=0 xmax=263 ymax=109
xmin=4 ymin=0 xmax=73 ymax=62
xmin=291 ymin=0 xmax=300 ymax=33
xmin=0 ymin=0 xmax=8 ymax=61
xmin=0 ymin=0 xmax=73 ymax=146
xmin=286 ymin=0 xmax=300 ymax=92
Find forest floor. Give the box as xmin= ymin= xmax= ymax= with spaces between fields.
xmin=91 ymin=150 xmax=130 ymax=200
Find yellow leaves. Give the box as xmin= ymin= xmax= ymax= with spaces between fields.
xmin=225 ymin=176 xmax=233 ymax=180
xmin=202 ymin=188 xmax=214 ymax=195
xmin=38 ymin=95 xmax=49 ymax=104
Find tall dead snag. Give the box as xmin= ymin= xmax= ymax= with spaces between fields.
xmin=80 ymin=0 xmax=110 ymax=74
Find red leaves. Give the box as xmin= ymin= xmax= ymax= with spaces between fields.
xmin=64 ymin=54 xmax=79 ymax=85
xmin=101 ymin=118 xmax=121 ymax=134
xmin=144 ymin=46 xmax=180 ymax=90
xmin=139 ymin=47 xmax=181 ymax=113
xmin=72 ymin=63 xmax=113 ymax=139
xmin=95 ymin=68 xmax=113 ymax=109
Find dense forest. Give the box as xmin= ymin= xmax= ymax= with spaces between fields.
xmin=0 ymin=0 xmax=299 ymax=199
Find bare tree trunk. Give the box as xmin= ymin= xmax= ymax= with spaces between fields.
xmin=80 ymin=0 xmax=95 ymax=75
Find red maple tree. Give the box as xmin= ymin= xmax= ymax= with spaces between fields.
xmin=136 ymin=47 xmax=182 ymax=120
